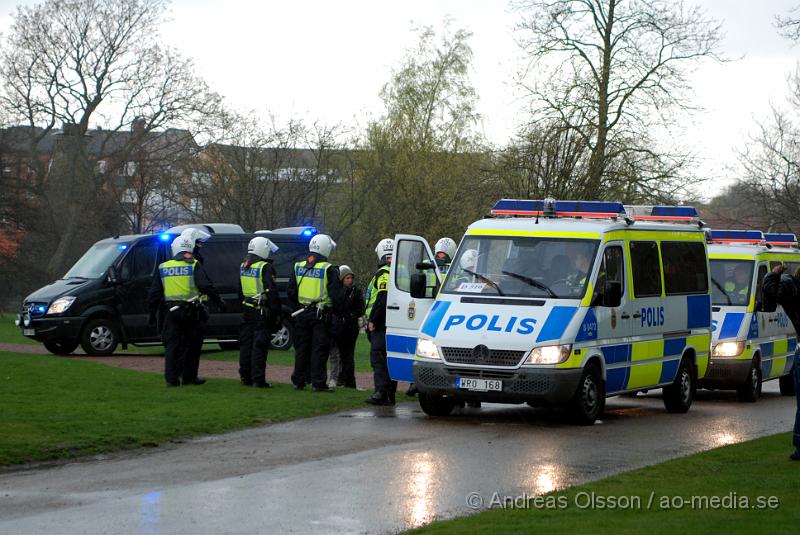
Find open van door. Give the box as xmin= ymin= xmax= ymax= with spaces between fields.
xmin=386 ymin=234 xmax=442 ymax=382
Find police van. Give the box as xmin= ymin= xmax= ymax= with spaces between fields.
xmin=386 ymin=199 xmax=712 ymax=424
xmin=702 ymin=230 xmax=798 ymax=400
xmin=15 ymin=224 xmax=317 ymax=355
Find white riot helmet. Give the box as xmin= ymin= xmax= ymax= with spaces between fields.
xmin=339 ymin=265 xmax=353 ymax=280
xmin=248 ymin=237 xmax=279 ymax=260
xmin=435 ymin=237 xmax=457 ymax=260
xmin=375 ymin=238 xmax=394 ymax=263
xmin=459 ymin=249 xmax=479 ymax=271
xmin=309 ymin=234 xmax=336 ymax=258
xmin=171 ymin=235 xmax=194 ymax=257
xmin=179 ymin=228 xmax=211 ymax=248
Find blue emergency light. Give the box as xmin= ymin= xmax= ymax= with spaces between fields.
xmin=117 ymin=244 xmax=128 ymax=250
xmin=491 ymin=199 xmax=626 ymax=218
xmin=35 ymin=305 xmax=46 ymax=314
xmin=159 ymin=233 xmax=171 ymax=241
xmin=302 ymin=227 xmax=316 ymax=237
xmin=708 ymin=230 xmax=765 ymax=244
xmin=627 ymin=205 xmax=699 ymax=221
xmin=764 ymin=233 xmax=798 ymax=246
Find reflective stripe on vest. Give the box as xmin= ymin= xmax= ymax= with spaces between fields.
xmin=295 ymin=260 xmax=332 ymax=306
xmin=365 ymin=265 xmax=390 ymax=318
xmin=240 ymin=261 xmax=266 ymax=308
xmin=159 ymin=259 xmax=199 ymax=301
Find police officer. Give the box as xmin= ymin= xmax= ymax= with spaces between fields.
xmin=177 ymin=228 xmax=214 ymax=383
xmin=328 ymin=265 xmax=365 ymax=388
xmin=148 ymin=235 xmax=225 ymax=387
xmin=365 ymin=238 xmax=396 ymax=406
xmin=239 ymin=237 xmax=282 ymax=388
xmin=762 ymin=264 xmax=800 ymax=460
xmin=288 ymin=234 xmax=342 ymax=392
xmin=725 ymin=264 xmax=751 ymax=304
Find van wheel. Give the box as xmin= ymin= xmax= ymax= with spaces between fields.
xmin=737 ymin=360 xmax=762 ymax=402
xmin=418 ymin=393 xmax=456 ymax=416
xmin=270 ymin=320 xmax=293 ymax=351
xmin=779 ymin=372 xmax=796 ymax=396
xmin=43 ymin=340 xmax=79 ymax=355
xmin=569 ymin=363 xmax=605 ymax=425
xmin=663 ymin=358 xmax=696 ymax=413
xmin=80 ymin=319 xmax=119 ymax=356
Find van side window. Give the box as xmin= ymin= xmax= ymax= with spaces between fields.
xmin=132 ymin=241 xmax=158 ymax=279
xmin=630 ymin=241 xmax=662 ymax=297
xmin=755 ymin=264 xmax=768 ymax=304
xmin=596 ymin=246 xmax=624 ymax=297
xmin=395 ymin=239 xmax=436 ymax=297
xmin=203 ymin=240 xmax=248 ymax=292
xmin=661 ymin=241 xmax=708 ymax=295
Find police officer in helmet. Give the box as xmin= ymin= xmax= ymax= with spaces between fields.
xmin=239 ymin=237 xmax=282 ymax=388
xmin=148 ymin=235 xmax=225 ymax=387
xmin=365 ymin=238 xmax=396 ymax=406
xmin=434 ymin=237 xmax=457 ymax=275
xmin=288 ymin=233 xmax=342 ymax=392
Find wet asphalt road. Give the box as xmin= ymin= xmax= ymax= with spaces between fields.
xmin=0 ymin=382 xmax=796 ymax=535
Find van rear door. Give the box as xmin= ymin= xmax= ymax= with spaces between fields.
xmin=386 ymin=234 xmax=441 ymax=382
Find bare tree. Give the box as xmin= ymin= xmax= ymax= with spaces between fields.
xmin=776 ymin=4 xmax=800 ymax=42
xmin=0 ymin=0 xmax=220 ymax=279
xmin=514 ymin=0 xmax=722 ymax=191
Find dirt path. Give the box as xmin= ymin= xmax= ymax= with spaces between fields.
xmin=0 ymin=342 xmax=379 ymax=389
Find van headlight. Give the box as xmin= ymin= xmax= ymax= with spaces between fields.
xmin=526 ymin=344 xmax=571 ymax=365
xmin=47 ymin=296 xmax=76 ymax=315
xmin=712 ymin=341 xmax=745 ymax=358
xmin=416 ymin=338 xmax=440 ymax=359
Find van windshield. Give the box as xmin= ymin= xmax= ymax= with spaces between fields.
xmin=710 ymin=259 xmax=754 ymax=306
xmin=63 ymin=241 xmax=126 ymax=279
xmin=442 ymin=235 xmax=599 ymax=299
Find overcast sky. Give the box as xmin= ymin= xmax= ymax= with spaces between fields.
xmin=0 ymin=0 xmax=798 ymax=200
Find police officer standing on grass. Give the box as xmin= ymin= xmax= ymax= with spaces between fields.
xmin=288 ymin=234 xmax=342 ymax=392
xmin=365 ymin=238 xmax=396 ymax=406
xmin=761 ymin=263 xmax=800 ymax=461
xmin=238 ymin=237 xmax=282 ymax=388
xmin=328 ymin=265 xmax=364 ymax=389
xmin=148 ymin=234 xmax=225 ymax=387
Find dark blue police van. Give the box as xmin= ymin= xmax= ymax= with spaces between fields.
xmin=15 ymin=224 xmax=315 ymax=355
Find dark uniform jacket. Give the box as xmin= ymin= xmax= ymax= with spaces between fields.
xmin=762 ymin=271 xmax=800 ymax=334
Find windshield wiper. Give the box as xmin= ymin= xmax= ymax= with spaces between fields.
xmin=502 ymin=270 xmax=558 ymax=298
xmin=461 ymin=268 xmax=505 ymax=296
xmin=711 ymin=277 xmax=732 ymax=306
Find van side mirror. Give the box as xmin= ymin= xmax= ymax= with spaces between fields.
xmin=106 ymin=266 xmax=119 ymax=286
xmin=410 ymin=273 xmax=428 ymax=299
xmin=602 ymin=281 xmax=622 ymax=308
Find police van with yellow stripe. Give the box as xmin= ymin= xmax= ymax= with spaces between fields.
xmin=386 ymin=199 xmax=712 ymax=424
xmin=703 ymin=230 xmax=798 ymax=400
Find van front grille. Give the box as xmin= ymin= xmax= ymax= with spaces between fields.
xmin=441 ymin=347 xmax=526 ymax=367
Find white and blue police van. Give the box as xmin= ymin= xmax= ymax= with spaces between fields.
xmin=702 ymin=230 xmax=798 ymax=400
xmin=385 ymin=199 xmax=712 ymax=424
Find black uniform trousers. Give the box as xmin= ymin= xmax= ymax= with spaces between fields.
xmin=162 ymin=306 xmax=202 ymax=385
xmin=239 ymin=307 xmax=271 ymax=384
xmin=335 ymin=326 xmax=359 ymax=387
xmin=370 ymin=328 xmax=396 ymax=398
xmin=292 ymin=311 xmax=331 ymax=389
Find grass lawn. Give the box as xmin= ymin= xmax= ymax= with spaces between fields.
xmin=201 ymin=333 xmax=374 ymax=373
xmin=410 ymin=432 xmax=800 ymax=535
xmin=0 ymin=351 xmax=372 ymax=465
xmin=0 ymin=313 xmax=36 ymax=345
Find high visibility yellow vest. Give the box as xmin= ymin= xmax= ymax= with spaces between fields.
xmin=365 ymin=265 xmax=390 ymax=318
xmin=240 ymin=261 xmax=267 ymax=308
xmin=295 ymin=260 xmax=332 ymax=306
xmin=724 ymin=282 xmax=748 ymax=297
xmin=159 ymin=259 xmax=199 ymax=301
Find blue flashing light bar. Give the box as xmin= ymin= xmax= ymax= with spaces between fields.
xmin=708 ymin=230 xmax=765 ymax=244
xmin=117 ymin=244 xmax=128 ymax=250
xmin=302 ymin=227 xmax=316 ymax=237
xmin=764 ymin=233 xmax=798 ymax=246
xmin=491 ymin=199 xmax=626 ymax=218
xmin=627 ymin=205 xmax=699 ymax=221
xmin=159 ymin=233 xmax=171 ymax=241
